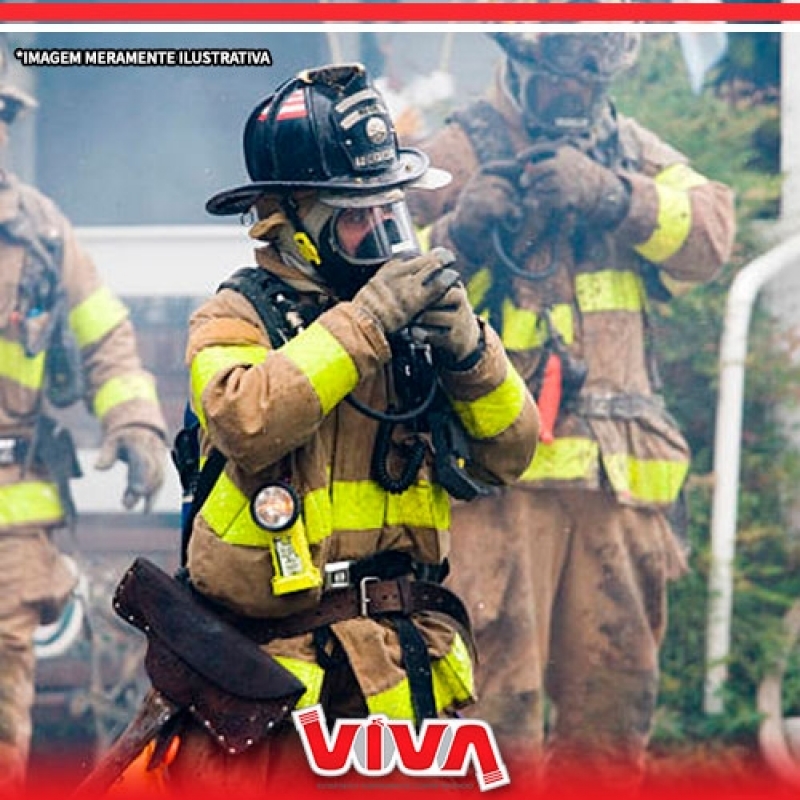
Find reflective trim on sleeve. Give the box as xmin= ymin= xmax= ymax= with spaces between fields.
xmin=633 ymin=165 xmax=706 ymax=264
xmin=189 ymin=343 xmax=268 ymax=429
xmin=279 ymin=324 xmax=360 ymax=416
xmin=92 ymin=373 xmax=159 ymax=421
xmin=575 ymin=270 xmax=645 ymax=314
xmin=602 ymin=452 xmax=689 ymax=505
xmin=450 ymin=364 xmax=527 ymax=441
xmin=69 ymin=286 xmax=129 ymax=349
xmin=520 ymin=437 xmax=599 ymax=483
xmin=0 ymin=481 xmax=63 ymax=527
xmin=273 ymin=656 xmax=325 ymax=710
xmin=0 ymin=336 xmax=46 ymax=389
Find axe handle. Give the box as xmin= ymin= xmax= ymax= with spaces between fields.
xmin=71 ymin=688 xmax=180 ymax=799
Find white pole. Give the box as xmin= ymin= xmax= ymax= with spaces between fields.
xmin=704 ymin=233 xmax=800 ymax=713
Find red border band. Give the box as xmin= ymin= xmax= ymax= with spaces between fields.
xmin=0 ymin=3 xmax=793 ymax=24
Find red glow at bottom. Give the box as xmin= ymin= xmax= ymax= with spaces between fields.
xmin=17 ymin=743 xmax=797 ymax=800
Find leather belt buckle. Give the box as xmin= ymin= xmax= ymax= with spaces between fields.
xmin=359 ymin=576 xmax=380 ymax=617
xmin=323 ymin=561 xmax=353 ymax=592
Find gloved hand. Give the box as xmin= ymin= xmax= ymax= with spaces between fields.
xmin=95 ymin=426 xmax=166 ymax=512
xmin=449 ymin=171 xmax=521 ymax=262
xmin=519 ymin=144 xmax=630 ymax=230
xmin=352 ymin=248 xmax=461 ymax=336
xmin=414 ymin=282 xmax=482 ymax=367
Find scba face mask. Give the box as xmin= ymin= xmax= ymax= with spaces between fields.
xmin=505 ymin=57 xmax=607 ymax=137
xmin=310 ymin=194 xmax=421 ymax=299
xmin=327 ymin=199 xmax=419 ymax=267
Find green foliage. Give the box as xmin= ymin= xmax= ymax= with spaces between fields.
xmin=614 ymin=33 xmax=800 ymax=746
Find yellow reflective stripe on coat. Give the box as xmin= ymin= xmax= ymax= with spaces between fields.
xmin=466 ymin=268 xmax=492 ymax=310
xmin=0 ymin=336 xmax=46 ymax=389
xmin=501 ymin=301 xmax=574 ymax=351
xmin=0 ymin=481 xmax=62 ymax=526
xmin=416 ymin=224 xmax=432 ymax=253
xmin=520 ymin=437 xmax=599 ymax=482
xmin=603 ymin=453 xmax=689 ymax=505
xmin=366 ymin=633 xmax=474 ymax=718
xmin=450 ymin=365 xmax=527 ymax=440
xmin=69 ymin=286 xmax=129 ymax=349
xmin=333 ymin=480 xmax=450 ymax=532
xmin=201 ymin=472 xmax=449 ymax=547
xmin=575 ymin=270 xmax=645 ymax=314
xmin=92 ymin=373 xmax=159 ymax=421
xmin=279 ymin=324 xmax=359 ymax=416
xmin=634 ymin=164 xmax=708 ymax=264
xmin=190 ymin=343 xmax=268 ymax=429
xmin=274 ymin=655 xmax=325 ymax=709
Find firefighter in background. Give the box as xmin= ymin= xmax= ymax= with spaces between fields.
xmin=79 ymin=63 xmax=537 ymax=794
xmin=408 ymin=32 xmax=736 ymax=782
xmin=0 ymin=69 xmax=168 ymax=792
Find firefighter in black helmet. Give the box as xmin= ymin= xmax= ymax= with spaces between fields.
xmin=82 ymin=62 xmax=538 ymax=794
xmin=408 ymin=31 xmax=736 ymax=788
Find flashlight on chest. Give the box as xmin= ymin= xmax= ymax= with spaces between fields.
xmin=250 ymin=482 xmax=322 ymax=595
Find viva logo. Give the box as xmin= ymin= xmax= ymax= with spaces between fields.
xmin=293 ymin=705 xmax=510 ymax=791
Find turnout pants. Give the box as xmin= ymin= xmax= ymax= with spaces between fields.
xmin=446 ymin=487 xmax=686 ymax=781
xmin=0 ymin=528 xmax=76 ymax=794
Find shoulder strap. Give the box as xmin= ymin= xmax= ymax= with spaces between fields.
xmin=218 ymin=267 xmax=300 ymax=350
xmin=448 ymin=100 xmax=517 ymax=166
xmin=177 ymin=267 xmax=307 ymax=568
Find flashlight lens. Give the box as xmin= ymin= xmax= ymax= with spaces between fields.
xmin=251 ymin=484 xmax=299 ymax=531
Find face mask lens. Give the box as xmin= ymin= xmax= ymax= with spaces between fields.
xmin=330 ymin=200 xmax=419 ymax=267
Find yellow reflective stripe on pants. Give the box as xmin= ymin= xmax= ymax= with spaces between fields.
xmin=450 ymin=364 xmax=527 ymax=440
xmin=190 ymin=343 xmax=268 ymax=429
xmin=366 ymin=633 xmax=474 ymax=718
xmin=575 ymin=270 xmax=645 ymax=314
xmin=279 ymin=324 xmax=359 ymax=416
xmin=0 ymin=336 xmax=45 ymax=389
xmin=69 ymin=286 xmax=129 ymax=349
xmin=201 ymin=473 xmax=449 ymax=548
xmin=634 ymin=165 xmax=707 ymax=264
xmin=602 ymin=452 xmax=689 ymax=505
xmin=274 ymin=655 xmax=325 ymax=709
xmin=0 ymin=481 xmax=63 ymax=526
xmin=92 ymin=372 xmax=159 ymax=421
xmin=520 ymin=437 xmax=599 ymax=483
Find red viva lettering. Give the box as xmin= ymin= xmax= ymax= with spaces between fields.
xmin=292 ymin=705 xmax=510 ymax=791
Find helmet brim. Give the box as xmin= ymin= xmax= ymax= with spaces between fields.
xmin=206 ymin=147 xmax=449 ymax=217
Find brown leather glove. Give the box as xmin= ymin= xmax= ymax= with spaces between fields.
xmin=95 ymin=426 xmax=166 ymax=512
xmin=352 ymin=248 xmax=461 ymax=336
xmin=519 ymin=144 xmax=631 ymax=230
xmin=414 ymin=282 xmax=482 ymax=367
xmin=449 ymin=171 xmax=522 ymax=262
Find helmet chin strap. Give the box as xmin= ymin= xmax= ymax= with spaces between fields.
xmin=278 ymin=196 xmax=378 ymax=300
